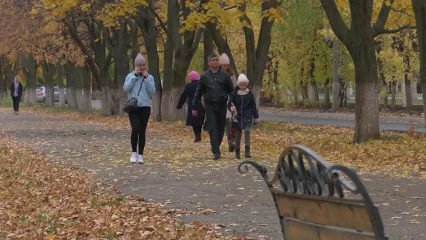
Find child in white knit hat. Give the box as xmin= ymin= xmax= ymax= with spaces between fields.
xmin=228 ymin=74 xmax=260 ymax=159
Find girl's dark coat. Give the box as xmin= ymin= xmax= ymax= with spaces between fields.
xmin=228 ymin=87 xmax=259 ymax=130
xmin=177 ymin=81 xmax=205 ymax=126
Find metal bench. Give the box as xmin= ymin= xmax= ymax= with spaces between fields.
xmin=238 ymin=144 xmax=387 ymax=240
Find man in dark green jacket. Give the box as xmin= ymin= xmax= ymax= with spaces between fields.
xmin=192 ymin=53 xmax=234 ymax=160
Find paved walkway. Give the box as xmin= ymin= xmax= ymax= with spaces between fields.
xmin=1 ymin=108 xmax=425 ymax=239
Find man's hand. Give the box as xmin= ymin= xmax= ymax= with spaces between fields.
xmin=192 ymin=110 xmax=198 ymax=116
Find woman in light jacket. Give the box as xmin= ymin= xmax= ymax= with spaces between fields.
xmin=123 ymin=53 xmax=156 ymax=164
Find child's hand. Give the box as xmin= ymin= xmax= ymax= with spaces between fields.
xmin=230 ymin=103 xmax=236 ymax=113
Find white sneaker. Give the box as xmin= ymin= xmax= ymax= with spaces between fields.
xmin=130 ymin=152 xmax=137 ymax=163
xmin=137 ymin=154 xmax=144 ymax=164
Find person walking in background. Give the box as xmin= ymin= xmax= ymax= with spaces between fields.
xmin=123 ymin=53 xmax=156 ymax=164
xmin=177 ymin=71 xmax=205 ymax=142
xmin=10 ymin=76 xmax=23 ymax=115
xmin=219 ymin=53 xmax=237 ymax=152
xmin=228 ymin=74 xmax=260 ymax=159
xmin=192 ymin=53 xmax=234 ymax=160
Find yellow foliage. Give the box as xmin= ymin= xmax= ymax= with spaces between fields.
xmin=98 ymin=0 xmax=147 ymax=28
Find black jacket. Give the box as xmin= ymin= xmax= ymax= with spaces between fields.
xmin=192 ymin=69 xmax=234 ymax=108
xmin=10 ymin=82 xmax=23 ymax=98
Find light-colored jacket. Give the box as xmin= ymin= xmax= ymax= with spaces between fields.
xmin=123 ymin=72 xmax=156 ymax=107
xmin=226 ymin=74 xmax=237 ymax=118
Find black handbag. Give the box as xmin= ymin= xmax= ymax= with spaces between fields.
xmin=123 ymin=78 xmax=144 ymax=113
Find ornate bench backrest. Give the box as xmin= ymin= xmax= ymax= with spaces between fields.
xmin=238 ymin=144 xmax=387 ymax=240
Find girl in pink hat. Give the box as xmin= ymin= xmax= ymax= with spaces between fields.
xmin=176 ymin=71 xmax=205 ymax=142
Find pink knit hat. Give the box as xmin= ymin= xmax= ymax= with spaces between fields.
xmin=188 ymin=71 xmax=200 ymax=81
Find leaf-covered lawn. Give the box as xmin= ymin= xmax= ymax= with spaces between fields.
xmin=0 ymin=138 xmax=253 ymax=240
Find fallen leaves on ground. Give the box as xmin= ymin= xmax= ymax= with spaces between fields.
xmin=20 ymin=106 xmax=426 ymax=176
xmin=0 ymin=138 xmax=260 ymax=240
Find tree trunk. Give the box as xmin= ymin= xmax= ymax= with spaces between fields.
xmin=377 ymin=54 xmax=388 ymax=108
xmin=137 ymin=0 xmax=162 ymax=121
xmin=301 ymin=86 xmax=309 ymax=102
xmin=161 ymin=0 xmax=202 ymax=121
xmin=80 ymin=67 xmax=93 ymax=113
xmin=309 ymin=82 xmax=319 ymax=102
xmin=332 ymin=39 xmax=340 ymax=112
xmin=203 ymin=29 xmax=214 ymax=71
xmin=321 ymin=0 xmax=386 ymax=143
xmin=74 ymin=65 xmax=84 ymax=110
xmin=56 ymin=63 xmax=66 ymax=107
xmin=102 ymin=20 xmax=133 ymax=116
xmin=161 ymin=59 xmax=189 ymax=121
xmin=403 ymin=50 xmax=413 ymax=111
xmin=273 ymin=60 xmax=280 ymax=104
xmin=95 ymin=31 xmax=113 ymax=116
xmin=20 ymin=54 xmax=37 ymax=104
xmin=112 ymin=52 xmax=129 ymax=115
xmin=240 ymin=0 xmax=281 ymax=108
xmin=0 ymin=66 xmax=4 ymax=103
xmin=391 ymin=80 xmax=397 ymax=112
xmin=351 ymin=53 xmax=380 ymax=142
xmin=383 ymin=82 xmax=389 ymax=108
xmin=308 ymin=59 xmax=319 ymax=102
xmin=412 ymin=0 xmax=426 ymax=124
xmin=404 ymin=74 xmax=413 ymax=111
xmin=324 ymin=78 xmax=331 ymax=108
xmin=338 ymin=77 xmax=348 ymax=107
xmin=65 ymin=63 xmax=77 ymax=109
xmin=41 ymin=61 xmax=55 ymax=106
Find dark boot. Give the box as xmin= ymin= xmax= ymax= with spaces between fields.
xmin=213 ymin=152 xmax=221 ymax=160
xmin=245 ymin=146 xmax=252 ymax=158
xmin=194 ymin=126 xmax=202 ymax=142
xmin=228 ymin=142 xmax=235 ymax=152
xmin=235 ymin=149 xmax=240 ymax=159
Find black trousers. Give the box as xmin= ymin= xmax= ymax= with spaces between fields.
xmin=205 ymin=102 xmax=227 ymax=154
xmin=12 ymin=96 xmax=20 ymax=112
xmin=128 ymin=107 xmax=151 ymax=155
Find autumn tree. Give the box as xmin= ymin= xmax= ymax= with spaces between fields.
xmin=183 ymin=0 xmax=283 ymax=107
xmin=320 ymin=0 xmax=415 ymax=143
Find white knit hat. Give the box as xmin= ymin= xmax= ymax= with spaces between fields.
xmin=219 ymin=53 xmax=230 ymax=65
xmin=237 ymin=74 xmax=249 ymax=85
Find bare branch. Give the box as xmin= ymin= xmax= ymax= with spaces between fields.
xmin=372 ymin=0 xmax=395 ymax=37
xmin=375 ymin=25 xmax=416 ymax=35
